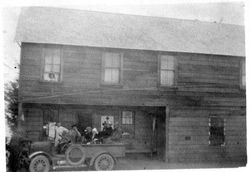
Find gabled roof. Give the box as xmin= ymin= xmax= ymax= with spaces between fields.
xmin=15 ymin=7 xmax=245 ymax=57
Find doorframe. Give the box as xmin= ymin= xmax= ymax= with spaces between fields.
xmin=165 ymin=106 xmax=170 ymax=162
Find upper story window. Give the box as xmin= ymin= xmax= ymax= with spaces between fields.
xmin=159 ymin=55 xmax=175 ymax=86
xmin=241 ymin=59 xmax=245 ymax=88
xmin=43 ymin=47 xmax=62 ymax=82
xmin=209 ymin=116 xmax=225 ymax=146
xmin=102 ymin=52 xmax=122 ymax=84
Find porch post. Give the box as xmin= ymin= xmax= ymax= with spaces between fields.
xmin=165 ymin=106 xmax=170 ymax=162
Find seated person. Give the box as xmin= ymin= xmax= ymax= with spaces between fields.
xmin=83 ymin=126 xmax=93 ymax=143
xmin=55 ymin=122 xmax=68 ymax=147
xmin=57 ymin=131 xmax=71 ymax=153
xmin=99 ymin=122 xmax=113 ymax=138
xmin=110 ymin=122 xmax=122 ymax=141
xmin=68 ymin=124 xmax=81 ymax=143
xmin=103 ymin=122 xmax=122 ymax=144
xmin=92 ymin=128 xmax=99 ymax=140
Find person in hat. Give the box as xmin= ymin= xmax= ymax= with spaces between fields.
xmin=68 ymin=124 xmax=81 ymax=143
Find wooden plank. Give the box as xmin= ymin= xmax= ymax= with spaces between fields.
xmin=20 ymin=43 xmax=246 ymax=107
xmin=165 ymin=106 xmax=170 ymax=162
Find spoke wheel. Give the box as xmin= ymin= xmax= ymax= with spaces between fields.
xmin=94 ymin=153 xmax=115 ymax=171
xmin=29 ymin=155 xmax=50 ymax=172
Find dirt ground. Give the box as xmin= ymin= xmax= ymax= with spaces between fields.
xmin=115 ymin=158 xmax=245 ymax=170
xmin=51 ymin=154 xmax=246 ymax=171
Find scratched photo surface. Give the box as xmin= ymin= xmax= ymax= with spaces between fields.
xmin=3 ymin=2 xmax=246 ymax=172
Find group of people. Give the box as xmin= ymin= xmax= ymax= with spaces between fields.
xmin=53 ymin=120 xmax=122 ymax=153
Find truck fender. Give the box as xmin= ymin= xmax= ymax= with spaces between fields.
xmin=89 ymin=151 xmax=117 ymax=166
xmin=29 ymin=151 xmax=53 ymax=164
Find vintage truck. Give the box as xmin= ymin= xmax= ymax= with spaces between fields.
xmin=7 ymin=124 xmax=125 ymax=172
xmin=29 ymin=141 xmax=125 ymax=171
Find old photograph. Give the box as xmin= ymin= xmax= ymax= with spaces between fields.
xmin=3 ymin=1 xmax=246 ymax=172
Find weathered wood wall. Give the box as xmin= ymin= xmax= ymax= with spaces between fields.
xmin=23 ymin=104 xmax=160 ymax=152
xmin=19 ymin=43 xmax=245 ymax=107
xmin=19 ymin=43 xmax=246 ymax=164
xmin=169 ymin=106 xmax=246 ymax=164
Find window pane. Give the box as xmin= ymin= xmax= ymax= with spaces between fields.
xmin=53 ymin=55 xmax=60 ymax=64
xmin=43 ymin=73 xmax=50 ymax=81
xmin=122 ymin=118 xmax=127 ymax=124
xmin=161 ymin=56 xmax=174 ymax=70
xmin=104 ymin=69 xmax=119 ymax=83
xmin=104 ymin=69 xmax=112 ymax=82
xmin=45 ymin=55 xmax=53 ymax=64
xmin=167 ymin=71 xmax=174 ymax=86
xmin=53 ymin=73 xmax=60 ymax=81
xmin=104 ymin=53 xmax=120 ymax=68
xmin=160 ymin=71 xmax=167 ymax=85
xmin=122 ymin=111 xmax=133 ymax=124
xmin=43 ymin=73 xmax=59 ymax=81
xmin=112 ymin=55 xmax=120 ymax=68
xmin=44 ymin=64 xmax=52 ymax=72
xmin=53 ymin=65 xmax=60 ymax=72
xmin=210 ymin=117 xmax=224 ymax=127
xmin=111 ymin=69 xmax=119 ymax=83
xmin=161 ymin=71 xmax=174 ymax=86
xmin=104 ymin=56 xmax=113 ymax=67
xmin=209 ymin=117 xmax=225 ymax=146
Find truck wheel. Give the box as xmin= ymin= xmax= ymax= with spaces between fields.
xmin=65 ymin=144 xmax=86 ymax=166
xmin=94 ymin=153 xmax=115 ymax=171
xmin=29 ymin=155 xmax=50 ymax=172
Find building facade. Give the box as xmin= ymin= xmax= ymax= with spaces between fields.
xmin=16 ymin=7 xmax=246 ymax=165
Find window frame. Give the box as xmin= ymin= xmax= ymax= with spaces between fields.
xmin=158 ymin=54 xmax=177 ymax=87
xmin=122 ymin=111 xmax=134 ymax=125
xmin=41 ymin=45 xmax=63 ymax=83
xmin=121 ymin=110 xmax=135 ymax=137
xmin=208 ymin=116 xmax=225 ymax=146
xmin=101 ymin=52 xmax=123 ymax=86
xmin=240 ymin=58 xmax=246 ymax=89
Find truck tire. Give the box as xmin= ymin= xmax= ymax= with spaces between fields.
xmin=65 ymin=144 xmax=86 ymax=166
xmin=29 ymin=155 xmax=50 ymax=172
xmin=94 ymin=153 xmax=115 ymax=171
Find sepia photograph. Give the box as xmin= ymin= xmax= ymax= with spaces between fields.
xmin=2 ymin=0 xmax=247 ymax=171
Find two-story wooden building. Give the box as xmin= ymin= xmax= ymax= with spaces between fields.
xmin=15 ymin=7 xmax=246 ymax=165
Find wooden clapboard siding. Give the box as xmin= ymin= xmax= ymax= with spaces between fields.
xmin=19 ymin=43 xmax=245 ymax=106
xmin=23 ymin=107 xmax=43 ymax=141
xmin=168 ymin=107 xmax=246 ymax=163
xmin=19 ymin=42 xmax=246 ymax=165
xmin=23 ymin=103 xmax=160 ymax=151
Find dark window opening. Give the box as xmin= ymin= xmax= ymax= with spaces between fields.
xmin=209 ymin=116 xmax=225 ymax=146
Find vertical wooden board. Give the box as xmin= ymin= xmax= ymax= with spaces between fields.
xmin=59 ymin=108 xmax=78 ymax=129
xmin=76 ymin=109 xmax=93 ymax=132
xmin=165 ymin=106 xmax=170 ymax=162
xmin=24 ymin=107 xmax=43 ymax=141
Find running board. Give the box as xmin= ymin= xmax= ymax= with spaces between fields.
xmin=53 ymin=164 xmax=87 ymax=170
